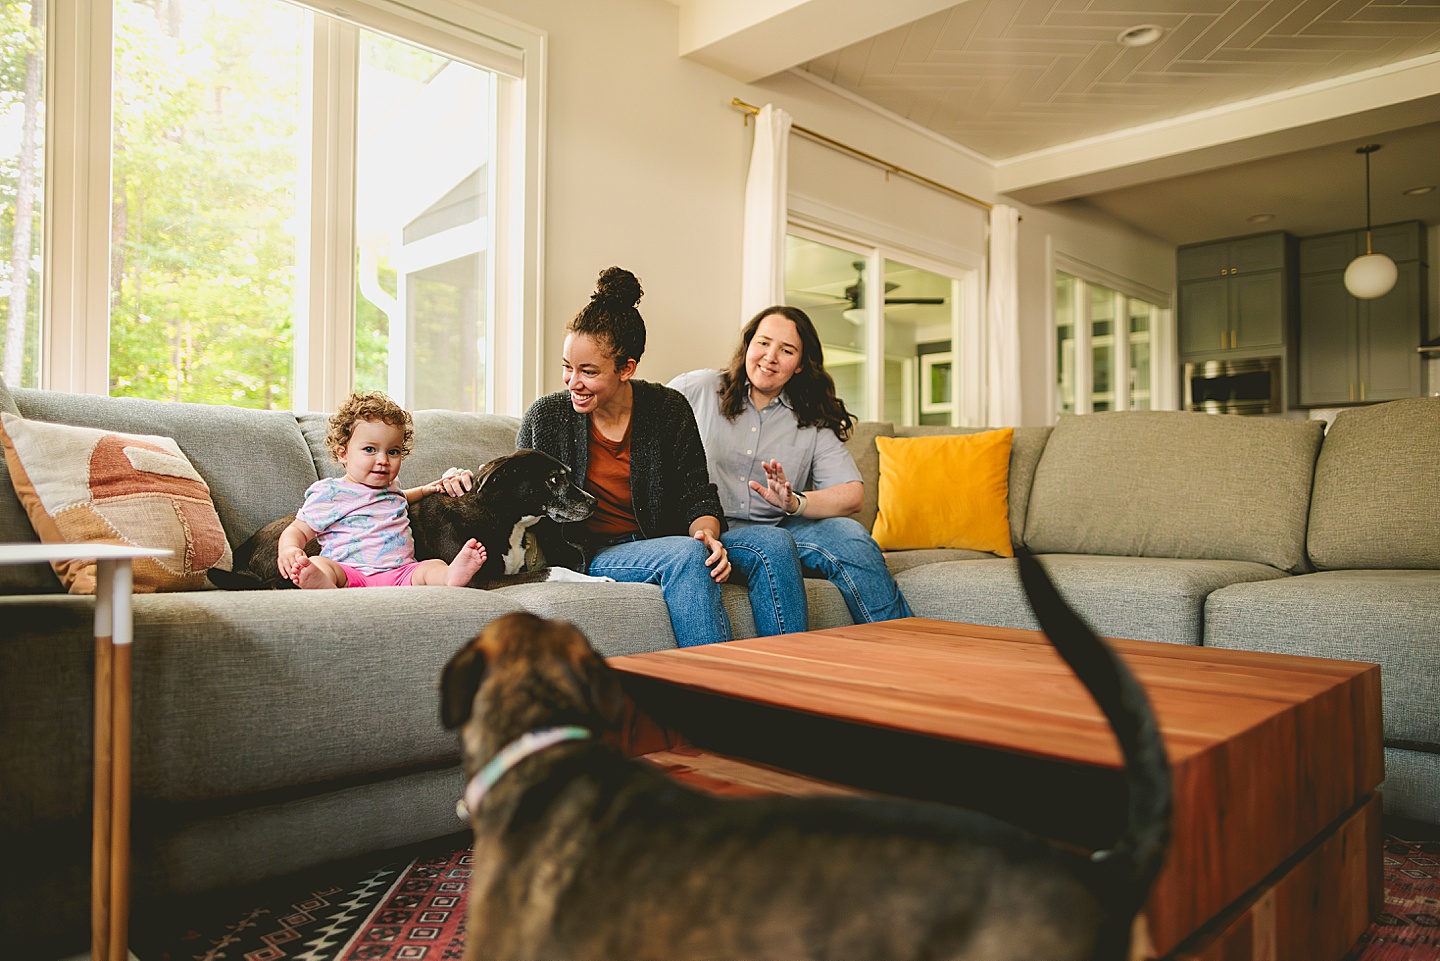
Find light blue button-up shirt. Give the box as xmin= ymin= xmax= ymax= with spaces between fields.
xmin=669 ymin=369 xmax=861 ymax=526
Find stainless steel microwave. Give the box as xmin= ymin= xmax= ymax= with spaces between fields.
xmin=1182 ymin=357 xmax=1282 ymax=415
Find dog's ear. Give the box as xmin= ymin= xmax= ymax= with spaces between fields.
xmin=439 ymin=639 xmax=488 ymax=730
xmin=470 ymin=453 xmax=511 ymax=494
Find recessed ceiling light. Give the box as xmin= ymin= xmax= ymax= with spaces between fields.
xmin=1247 ymin=213 xmax=1276 ymax=224
xmin=1402 ymin=185 xmax=1436 ymax=197
xmin=1117 ymin=24 xmax=1163 ymax=47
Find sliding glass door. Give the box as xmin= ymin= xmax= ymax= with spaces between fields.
xmin=783 ymin=227 xmax=969 ymax=426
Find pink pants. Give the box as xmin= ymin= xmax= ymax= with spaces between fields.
xmin=339 ymin=561 xmax=424 ymax=588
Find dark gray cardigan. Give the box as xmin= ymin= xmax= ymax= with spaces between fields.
xmin=517 ymin=378 xmax=725 ymax=570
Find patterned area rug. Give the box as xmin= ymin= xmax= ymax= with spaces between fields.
xmin=1344 ymin=837 xmax=1440 ymax=961
xmin=137 ymin=835 xmax=1438 ymax=961
xmin=133 ymin=837 xmax=471 ymax=961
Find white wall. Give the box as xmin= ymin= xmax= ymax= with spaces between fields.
xmin=459 ymin=0 xmax=1177 ymax=424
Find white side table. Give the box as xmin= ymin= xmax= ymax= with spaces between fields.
xmin=0 ymin=543 xmax=171 ymax=961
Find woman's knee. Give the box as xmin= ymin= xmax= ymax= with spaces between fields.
xmin=730 ymin=524 xmax=800 ymax=557
xmin=669 ymin=535 xmax=719 ymax=577
xmin=799 ymin=516 xmax=874 ymax=552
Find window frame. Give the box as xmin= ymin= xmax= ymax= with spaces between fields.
xmin=786 ymin=214 xmax=981 ymax=426
xmin=40 ymin=0 xmax=545 ymax=414
xmin=1049 ymin=251 xmax=1175 ymax=421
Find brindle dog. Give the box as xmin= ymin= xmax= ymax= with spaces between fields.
xmin=439 ymin=549 xmax=1171 ymax=961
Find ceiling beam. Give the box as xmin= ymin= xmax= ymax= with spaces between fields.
xmin=672 ymin=0 xmax=965 ymax=83
xmin=997 ymin=53 xmax=1440 ymax=206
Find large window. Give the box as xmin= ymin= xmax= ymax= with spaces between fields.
xmin=1054 ymin=266 xmax=1172 ymax=416
xmin=0 ymin=0 xmax=43 ymax=390
xmin=6 ymin=0 xmax=541 ymax=412
xmin=784 ymin=227 xmax=971 ymax=426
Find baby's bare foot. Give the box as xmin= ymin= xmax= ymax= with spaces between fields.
xmin=294 ymin=555 xmax=338 ymax=590
xmin=447 ymin=538 xmax=487 ymax=586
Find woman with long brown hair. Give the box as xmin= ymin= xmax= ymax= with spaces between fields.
xmin=670 ymin=305 xmax=910 ymax=625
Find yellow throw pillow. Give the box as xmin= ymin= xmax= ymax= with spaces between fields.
xmin=0 ymin=412 xmax=232 ymax=593
xmin=872 ymin=430 xmax=1014 ymax=555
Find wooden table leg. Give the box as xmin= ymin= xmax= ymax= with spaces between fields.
xmin=92 ymin=561 xmax=114 ymax=961
xmin=108 ymin=560 xmax=134 ymax=961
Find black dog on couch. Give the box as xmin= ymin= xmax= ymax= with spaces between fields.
xmin=439 ymin=549 xmax=1172 ymax=961
xmin=210 ymin=449 xmax=597 ymax=590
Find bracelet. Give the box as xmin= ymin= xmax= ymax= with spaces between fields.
xmin=784 ymin=490 xmax=807 ymax=516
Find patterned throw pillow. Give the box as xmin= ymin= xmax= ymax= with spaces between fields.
xmin=0 ymin=412 xmax=233 ymax=593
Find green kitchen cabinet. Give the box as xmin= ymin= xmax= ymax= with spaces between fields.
xmin=1177 ymin=232 xmax=1292 ymax=357
xmin=1295 ymin=223 xmax=1427 ymax=407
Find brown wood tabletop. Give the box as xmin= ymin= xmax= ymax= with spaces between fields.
xmin=610 ymin=618 xmax=1380 ymax=769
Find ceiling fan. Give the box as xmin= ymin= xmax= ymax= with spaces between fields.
xmin=838 ymin=261 xmax=945 ymax=323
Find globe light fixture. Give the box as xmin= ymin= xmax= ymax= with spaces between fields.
xmin=1343 ymin=144 xmax=1397 ymax=300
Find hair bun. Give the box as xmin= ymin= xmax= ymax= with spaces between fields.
xmin=592 ymin=266 xmax=643 ymax=309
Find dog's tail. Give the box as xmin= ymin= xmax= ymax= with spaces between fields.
xmin=1013 ymin=547 xmax=1171 ymax=914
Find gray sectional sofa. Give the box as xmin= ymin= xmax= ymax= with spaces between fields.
xmin=1 ymin=377 xmax=1436 ymax=958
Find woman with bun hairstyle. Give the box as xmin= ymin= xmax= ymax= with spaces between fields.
xmin=509 ymin=268 xmax=806 ymax=647
xmin=670 ymin=305 xmax=911 ymax=625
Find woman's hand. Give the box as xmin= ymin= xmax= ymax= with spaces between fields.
xmin=437 ymin=467 xmax=473 ymax=498
xmin=694 ymin=529 xmax=731 ymax=583
xmin=749 ymin=459 xmax=799 ymax=514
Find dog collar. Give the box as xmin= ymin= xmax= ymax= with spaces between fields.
xmin=457 ymin=725 xmax=592 ymax=820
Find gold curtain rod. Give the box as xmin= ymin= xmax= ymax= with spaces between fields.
xmin=731 ymin=97 xmax=994 ymax=214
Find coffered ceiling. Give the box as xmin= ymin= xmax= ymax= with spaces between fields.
xmin=665 ymin=0 xmax=1440 ymax=246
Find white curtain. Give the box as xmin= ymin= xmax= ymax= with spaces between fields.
xmin=984 ymin=204 xmax=1022 ymax=426
xmin=740 ymin=104 xmax=792 ymax=325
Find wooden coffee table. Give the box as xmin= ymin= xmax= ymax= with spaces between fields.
xmin=607 ymin=617 xmax=1383 ymax=961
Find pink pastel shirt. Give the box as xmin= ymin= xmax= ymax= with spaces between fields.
xmin=297 ymin=477 xmax=415 ymax=574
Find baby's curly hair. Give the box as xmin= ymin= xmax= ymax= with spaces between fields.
xmin=325 ymin=391 xmax=414 ymax=461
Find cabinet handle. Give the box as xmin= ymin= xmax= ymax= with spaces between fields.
xmin=1361 ymin=383 xmax=1366 ymax=401
xmin=1350 ymin=384 xmax=1355 ymax=402
xmin=1230 ymin=330 xmax=1236 ymax=349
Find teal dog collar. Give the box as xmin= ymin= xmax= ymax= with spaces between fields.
xmin=457 ymin=725 xmax=592 ymax=819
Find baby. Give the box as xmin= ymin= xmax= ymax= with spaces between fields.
xmin=279 ymin=391 xmax=486 ymax=589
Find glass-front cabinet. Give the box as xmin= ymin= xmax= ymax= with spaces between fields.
xmin=1055 ymin=270 xmax=1166 ymax=416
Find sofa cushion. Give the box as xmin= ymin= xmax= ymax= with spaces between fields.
xmin=493 ymin=579 xmax=854 ymax=657
xmin=1307 ymin=397 xmax=1440 ymax=571
xmin=1204 ymin=569 xmax=1440 ymax=752
xmin=884 ymin=547 xmax=995 ymax=575
xmin=1024 ymin=412 xmax=1323 ymax=572
xmin=872 ymin=430 xmax=1013 ymax=555
xmin=845 ymin=421 xmax=893 ymax=535
xmin=1 ymin=413 xmax=232 ymax=592
xmin=298 ymin=409 xmax=522 ymax=489
xmin=15 ymin=389 xmax=318 ymax=549
xmin=896 ymin=553 xmax=1289 ymax=646
xmin=0 ymin=587 xmax=526 ymax=819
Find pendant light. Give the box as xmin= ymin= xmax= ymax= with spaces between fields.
xmin=1343 ymin=144 xmax=1398 ymax=300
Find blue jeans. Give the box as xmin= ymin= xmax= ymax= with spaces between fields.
xmin=777 ymin=515 xmax=912 ymax=624
xmin=586 ymin=535 xmax=732 ymax=648
xmin=721 ymin=525 xmax=808 ymax=637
